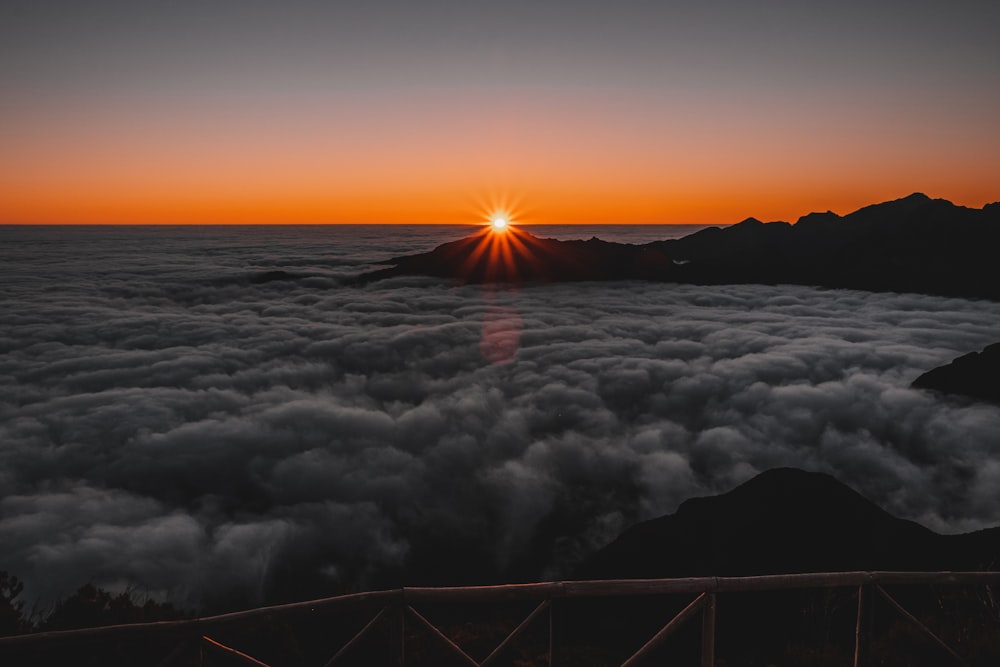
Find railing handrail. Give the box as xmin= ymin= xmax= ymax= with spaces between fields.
xmin=2 ymin=570 xmax=997 ymax=646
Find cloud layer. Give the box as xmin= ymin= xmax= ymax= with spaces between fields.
xmin=3 ymin=247 xmax=1000 ymax=610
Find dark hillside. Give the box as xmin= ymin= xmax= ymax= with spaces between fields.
xmin=913 ymin=342 xmax=1000 ymax=404
xmin=579 ymin=468 xmax=1000 ymax=579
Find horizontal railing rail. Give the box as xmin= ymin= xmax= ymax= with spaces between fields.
xmin=2 ymin=571 xmax=997 ymax=666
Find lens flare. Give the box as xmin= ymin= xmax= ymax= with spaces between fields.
xmin=480 ymin=304 xmax=522 ymax=364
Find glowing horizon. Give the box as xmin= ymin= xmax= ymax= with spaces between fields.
xmin=3 ymin=188 xmax=996 ymax=226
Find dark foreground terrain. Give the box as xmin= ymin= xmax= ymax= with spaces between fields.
xmin=3 ymin=467 xmax=999 ymax=666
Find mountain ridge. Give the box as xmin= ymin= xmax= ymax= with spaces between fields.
xmin=362 ymin=193 xmax=1000 ymax=300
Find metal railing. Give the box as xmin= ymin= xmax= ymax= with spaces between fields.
xmin=1 ymin=571 xmax=997 ymax=666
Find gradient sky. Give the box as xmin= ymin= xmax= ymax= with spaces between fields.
xmin=3 ymin=0 xmax=999 ymax=225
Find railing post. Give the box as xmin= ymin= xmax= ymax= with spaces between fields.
xmin=854 ymin=584 xmax=867 ymax=667
xmin=548 ymin=598 xmax=554 ymax=667
xmin=398 ymin=597 xmax=406 ymax=667
xmin=701 ymin=593 xmax=716 ymax=667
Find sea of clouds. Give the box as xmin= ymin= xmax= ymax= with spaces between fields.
xmin=2 ymin=228 xmax=1000 ymax=612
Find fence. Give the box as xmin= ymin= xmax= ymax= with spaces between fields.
xmin=1 ymin=571 xmax=998 ymax=666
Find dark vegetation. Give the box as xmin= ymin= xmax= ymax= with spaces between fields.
xmin=363 ymin=193 xmax=1000 ymax=300
xmin=0 ymin=572 xmax=30 ymax=638
xmin=0 ymin=573 xmax=186 ymax=637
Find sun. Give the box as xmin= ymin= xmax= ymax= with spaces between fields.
xmin=491 ymin=215 xmax=509 ymax=231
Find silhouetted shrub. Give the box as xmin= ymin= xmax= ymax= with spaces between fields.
xmin=39 ymin=583 xmax=187 ymax=632
xmin=0 ymin=571 xmax=30 ymax=637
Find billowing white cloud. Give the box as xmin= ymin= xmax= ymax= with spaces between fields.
xmin=3 ymin=269 xmax=1000 ymax=611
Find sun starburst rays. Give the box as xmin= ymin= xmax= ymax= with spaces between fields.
xmin=456 ymin=222 xmax=546 ymax=283
xmin=450 ymin=193 xmax=556 ymax=282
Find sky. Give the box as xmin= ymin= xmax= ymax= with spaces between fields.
xmin=2 ymin=0 xmax=999 ymax=225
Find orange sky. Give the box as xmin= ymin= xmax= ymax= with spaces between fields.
xmin=2 ymin=4 xmax=998 ymax=225
xmin=4 ymin=88 xmax=996 ymax=225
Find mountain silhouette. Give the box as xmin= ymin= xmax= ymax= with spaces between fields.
xmin=577 ymin=468 xmax=1000 ymax=579
xmin=362 ymin=193 xmax=1000 ymax=300
xmin=913 ymin=342 xmax=1000 ymax=404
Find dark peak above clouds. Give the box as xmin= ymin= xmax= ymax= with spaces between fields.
xmin=913 ymin=342 xmax=1000 ymax=404
xmin=578 ymin=468 xmax=1000 ymax=580
xmin=793 ymin=191 xmax=968 ymax=230
xmin=363 ymin=194 xmax=1000 ymax=300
